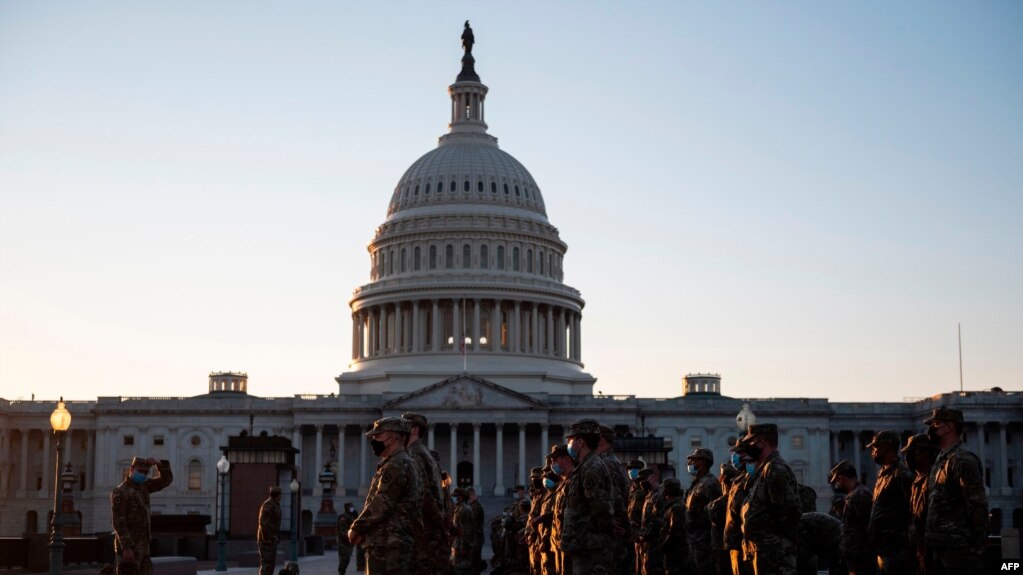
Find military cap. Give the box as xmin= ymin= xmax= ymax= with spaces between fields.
xmin=130 ymin=457 xmax=150 ymax=468
xmin=269 ymin=486 xmax=282 ymax=495
xmin=565 ymin=418 xmax=602 ymax=438
xmin=626 ymin=459 xmax=645 ymax=470
xmin=662 ymin=477 xmax=683 ymax=497
xmin=865 ymin=430 xmax=901 ymax=449
xmin=452 ymin=487 xmax=468 ymax=499
xmin=740 ymin=423 xmax=778 ymax=444
xmin=686 ymin=448 xmax=714 ymax=464
xmin=923 ymin=407 xmax=963 ymax=426
xmin=900 ymin=433 xmax=939 ymax=454
xmin=637 ymin=468 xmax=656 ymax=480
xmin=550 ymin=444 xmax=570 ymax=459
xmin=365 ymin=416 xmax=408 ymax=437
xmin=828 ymin=460 xmax=857 ymax=483
xmin=530 ymin=466 xmax=543 ymax=478
xmin=719 ymin=463 xmax=739 ymax=480
xmin=401 ymin=412 xmax=429 ymax=432
xmin=598 ymin=423 xmax=615 ymax=442
xmin=729 ymin=439 xmax=749 ymax=453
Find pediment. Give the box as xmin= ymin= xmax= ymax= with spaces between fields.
xmin=383 ymin=375 xmax=545 ymax=410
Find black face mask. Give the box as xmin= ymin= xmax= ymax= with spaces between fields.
xmin=370 ymin=439 xmax=387 ymax=456
xmin=745 ymin=443 xmax=763 ymax=461
xmin=871 ymin=452 xmax=885 ymax=465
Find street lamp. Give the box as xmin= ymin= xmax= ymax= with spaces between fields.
xmin=289 ymin=478 xmax=300 ymax=561
xmin=49 ymin=398 xmax=72 ymax=575
xmin=215 ymin=455 xmax=231 ymax=572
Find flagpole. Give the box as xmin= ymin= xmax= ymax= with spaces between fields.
xmin=958 ymin=323 xmax=963 ymax=393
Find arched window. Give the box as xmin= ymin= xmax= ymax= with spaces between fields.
xmin=429 ymin=246 xmax=437 ymax=269
xmin=389 ymin=249 xmax=395 ymax=275
xmin=539 ymin=250 xmax=544 ymax=275
xmin=515 ymin=185 xmax=520 ymax=196
xmin=480 ymin=245 xmax=489 ymax=269
xmin=26 ymin=511 xmax=38 ymax=534
xmin=462 ymin=244 xmax=471 ymax=268
xmin=450 ymin=181 xmax=457 ymax=192
xmin=414 ymin=246 xmax=422 ymax=271
xmin=477 ymin=180 xmax=484 ymax=192
xmin=414 ymin=185 xmax=419 ymax=196
xmin=463 ymin=180 xmax=470 ymax=192
xmin=496 ymin=245 xmax=505 ymax=270
xmin=503 ymin=183 xmax=509 ymax=195
xmin=425 ymin=183 xmax=430 ymax=194
xmin=188 ymin=460 xmax=202 ymax=491
xmin=548 ymin=253 xmax=553 ymax=277
xmin=527 ymin=249 xmax=534 ymax=273
xmin=401 ymin=248 xmax=407 ymax=273
xmin=445 ymin=244 xmax=454 ymax=269
xmin=491 ymin=182 xmax=497 ymax=193
xmin=513 ymin=247 xmax=520 ymax=271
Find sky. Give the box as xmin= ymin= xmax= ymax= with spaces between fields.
xmin=1 ymin=1 xmax=1021 ymax=403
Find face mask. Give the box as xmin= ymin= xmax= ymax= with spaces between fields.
xmin=131 ymin=471 xmax=148 ymax=484
xmin=566 ymin=444 xmax=578 ymax=459
xmin=730 ymin=452 xmax=742 ymax=469
xmin=551 ymin=463 xmax=562 ymax=475
xmin=744 ymin=463 xmax=757 ymax=476
xmin=370 ymin=439 xmax=387 ymax=456
xmin=927 ymin=424 xmax=944 ymax=444
xmin=687 ymin=464 xmax=698 ymax=476
xmin=745 ymin=443 xmax=763 ymax=461
xmin=453 ymin=496 xmax=460 ymax=504
xmin=629 ymin=469 xmax=640 ymax=480
xmin=871 ymin=452 xmax=885 ymax=465
xmin=513 ymin=492 xmax=521 ymax=500
xmin=544 ymin=478 xmax=556 ymax=490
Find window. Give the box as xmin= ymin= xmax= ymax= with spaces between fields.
xmin=429 ymin=246 xmax=437 ymax=269
xmin=794 ymin=468 xmax=805 ymax=484
xmin=690 ymin=436 xmax=702 ymax=447
xmin=515 ymin=185 xmax=520 ymax=196
xmin=462 ymin=244 xmax=471 ymax=268
xmin=539 ymin=250 xmax=544 ymax=275
xmin=414 ymin=185 xmax=419 ymax=196
xmin=477 ymin=180 xmax=484 ymax=192
xmin=463 ymin=180 xmax=470 ymax=192
xmin=480 ymin=245 xmax=489 ymax=269
xmin=425 ymin=183 xmax=430 ymax=194
xmin=414 ymin=246 xmax=422 ymax=271
xmin=527 ymin=249 xmax=534 ymax=273
xmin=124 ymin=435 xmax=135 ymax=446
xmin=389 ymin=249 xmax=395 ymax=275
xmin=503 ymin=183 xmax=509 ymax=195
xmin=450 ymin=181 xmax=456 ymax=192
xmin=548 ymin=253 xmax=553 ymax=277
xmin=401 ymin=248 xmax=407 ymax=273
xmin=496 ymin=246 xmax=505 ymax=270
xmin=792 ymin=435 xmax=804 ymax=449
xmin=153 ymin=435 xmax=164 ymax=447
xmin=512 ymin=247 xmax=520 ymax=271
xmin=188 ymin=460 xmax=202 ymax=491
xmin=190 ymin=435 xmax=201 ymax=446
xmin=445 ymin=244 xmax=454 ymax=269
xmin=491 ymin=182 xmax=497 ymax=193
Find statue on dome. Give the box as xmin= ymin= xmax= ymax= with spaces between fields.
xmin=461 ymin=21 xmax=475 ymax=56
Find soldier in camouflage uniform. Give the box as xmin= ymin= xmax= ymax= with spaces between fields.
xmin=468 ymin=487 xmax=485 ymax=573
xmin=829 ymin=460 xmax=875 ymax=575
xmin=110 ymin=457 xmax=173 ymax=575
xmin=866 ymin=430 xmax=913 ymax=574
xmin=535 ymin=462 xmax=563 ymax=575
xmin=724 ymin=444 xmax=752 ymax=575
xmin=451 ymin=488 xmax=477 ymax=575
xmin=796 ymin=511 xmax=841 ymax=575
xmin=257 ymin=486 xmax=283 ymax=575
xmin=923 ymin=407 xmax=988 ymax=575
xmin=738 ymin=423 xmax=801 ymax=575
xmin=685 ymin=448 xmax=721 ymax=575
xmin=337 ymin=502 xmax=357 ymax=575
xmin=526 ymin=466 xmax=545 ymax=575
xmin=348 ymin=417 xmax=423 ymax=575
xmin=660 ymin=477 xmax=691 ymax=575
xmin=550 ymin=443 xmax=576 ymax=575
xmin=627 ymin=460 xmax=648 ymax=575
xmin=901 ymin=434 xmax=937 ymax=575
xmin=708 ymin=463 xmax=738 ymax=575
xmin=639 ymin=468 xmax=667 ymax=575
xmin=560 ymin=418 xmax=615 ymax=575
xmin=401 ymin=412 xmax=447 ymax=575
xmin=597 ymin=424 xmax=631 ymax=575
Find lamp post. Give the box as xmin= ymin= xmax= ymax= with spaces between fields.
xmin=215 ymin=455 xmax=231 ymax=571
xmin=48 ymin=398 xmax=72 ymax=575
xmin=289 ymin=478 xmax=300 ymax=561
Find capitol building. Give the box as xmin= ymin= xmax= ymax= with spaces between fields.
xmin=0 ymin=34 xmax=1020 ymax=539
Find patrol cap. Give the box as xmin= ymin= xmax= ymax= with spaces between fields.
xmin=530 ymin=467 xmax=543 ymax=478
xmin=687 ymin=448 xmax=714 ymax=465
xmin=401 ymin=412 xmax=429 ymax=433
xmin=719 ymin=463 xmax=739 ymax=481
xmin=269 ymin=486 xmax=282 ymax=495
xmin=365 ymin=416 xmax=408 ymax=437
xmin=626 ymin=459 xmax=645 ymax=470
xmin=866 ymin=430 xmax=900 ymax=449
xmin=900 ymin=433 xmax=939 ymax=454
xmin=729 ymin=439 xmax=749 ymax=454
xmin=598 ymin=423 xmax=615 ymax=443
xmin=565 ymin=418 xmax=602 ymax=438
xmin=637 ymin=468 xmax=656 ymax=480
xmin=130 ymin=457 xmax=150 ymax=468
xmin=452 ymin=487 xmax=468 ymax=499
xmin=828 ymin=460 xmax=857 ymax=483
xmin=740 ymin=423 xmax=778 ymax=444
xmin=923 ymin=407 xmax=963 ymax=426
xmin=550 ymin=444 xmax=570 ymax=459
xmin=662 ymin=477 xmax=683 ymax=497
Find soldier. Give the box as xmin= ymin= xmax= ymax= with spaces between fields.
xmin=725 ymin=445 xmax=753 ymax=575
xmin=451 ymin=487 xmax=477 ymax=575
xmin=110 ymin=457 xmax=173 ymax=575
xmin=902 ymin=434 xmax=938 ymax=575
xmin=638 ymin=468 xmax=667 ymax=575
xmin=685 ymin=448 xmax=721 ymax=575
xmin=627 ymin=459 xmax=649 ymax=575
xmin=550 ymin=443 xmax=576 ymax=575
xmin=337 ymin=502 xmax=357 ymax=575
xmin=348 ymin=417 xmax=423 ymax=575
xmin=660 ymin=477 xmax=690 ymax=575
xmin=535 ymin=457 xmax=564 ymax=575
xmin=796 ymin=512 xmax=841 ymax=575
xmin=597 ymin=423 xmax=631 ymax=575
xmin=257 ymin=486 xmax=283 ymax=575
xmin=866 ymin=430 xmax=913 ymax=574
xmin=829 ymin=460 xmax=875 ymax=575
xmin=401 ymin=412 xmax=447 ymax=575
xmin=468 ymin=487 xmax=485 ymax=573
xmin=560 ymin=418 xmax=615 ymax=574
xmin=738 ymin=423 xmax=801 ymax=575
xmin=923 ymin=407 xmax=988 ymax=575
xmin=707 ymin=463 xmax=738 ymax=575
xmin=527 ymin=466 xmax=545 ymax=575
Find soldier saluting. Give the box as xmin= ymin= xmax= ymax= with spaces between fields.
xmin=110 ymin=457 xmax=173 ymax=575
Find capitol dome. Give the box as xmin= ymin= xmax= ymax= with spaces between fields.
xmin=338 ymin=28 xmax=594 ymax=396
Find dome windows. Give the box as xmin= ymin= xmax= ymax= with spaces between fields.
xmin=497 ymin=245 xmax=505 ymax=269
xmin=513 ymin=247 xmax=520 ymax=271
xmin=462 ymin=244 xmax=471 ymax=268
xmin=527 ymin=249 xmax=534 ymax=273
xmin=429 ymin=246 xmax=437 ymax=269
xmin=463 ymin=180 xmax=470 ymax=192
xmin=491 ymin=182 xmax=497 ymax=194
xmin=477 ymin=180 xmax=484 ymax=192
xmin=401 ymin=248 xmax=407 ymax=273
xmin=481 ymin=245 xmax=489 ymax=269
xmin=450 ymin=181 xmax=457 ymax=192
xmin=539 ymin=250 xmax=544 ymax=275
xmin=414 ymin=246 xmax=422 ymax=271
xmin=503 ymin=183 xmax=509 ymax=195
xmin=515 ymin=185 xmax=521 ymax=196
xmin=445 ymin=244 xmax=454 ymax=268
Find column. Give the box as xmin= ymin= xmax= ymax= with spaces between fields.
xmin=546 ymin=306 xmax=554 ymax=355
xmin=93 ymin=428 xmax=106 ymax=491
xmin=292 ymin=427 xmax=303 ymax=470
xmin=432 ymin=300 xmax=441 ymax=352
xmin=336 ymin=426 xmax=346 ymax=494
xmin=472 ymin=423 xmax=481 ymax=488
xmin=472 ymin=299 xmax=481 ymax=352
xmin=378 ymin=306 xmax=386 ymax=354
xmin=367 ymin=309 xmax=376 ymax=356
xmin=831 ymin=431 xmax=840 ymax=466
xmin=352 ymin=314 xmax=359 ymax=359
xmin=574 ymin=313 xmax=582 ymax=360
xmin=359 ymin=427 xmax=369 ymax=492
xmin=540 ymin=425 xmax=549 ymax=461
xmin=557 ymin=308 xmax=566 ymax=358
xmin=531 ymin=304 xmax=539 ymax=354
xmin=976 ymin=423 xmax=988 ymax=490
xmin=513 ymin=301 xmax=521 ymax=353
xmin=518 ymin=424 xmax=527 ymax=486
xmin=394 ymin=303 xmax=403 ymax=353
xmin=428 ymin=424 xmax=436 ymax=451
xmin=453 ymin=298 xmax=462 ymax=350
xmin=42 ymin=430 xmax=51 ymax=494
xmin=491 ymin=300 xmax=502 ymax=351
xmin=449 ymin=424 xmax=458 ymax=477
xmin=83 ymin=429 xmax=93 ymax=492
xmin=999 ymin=423 xmax=1009 ymax=492
xmin=412 ymin=301 xmax=420 ymax=352
xmin=357 ymin=311 xmax=366 ymax=358
xmin=494 ymin=424 xmax=505 ymax=496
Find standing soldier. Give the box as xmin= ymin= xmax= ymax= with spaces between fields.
xmin=451 ymin=488 xmax=477 ymax=575
xmin=659 ymin=477 xmax=690 ymax=575
xmin=347 ymin=417 xmax=423 ymax=575
xmin=401 ymin=412 xmax=447 ymax=575
xmin=829 ymin=460 xmax=874 ymax=575
xmin=527 ymin=466 xmax=545 ymax=575
xmin=796 ymin=511 xmax=841 ymax=575
xmin=337 ymin=502 xmax=357 ymax=575
xmin=535 ymin=464 xmax=562 ymax=575
xmin=257 ymin=486 xmax=283 ymax=575
xmin=685 ymin=448 xmax=721 ymax=575
xmin=627 ymin=460 xmax=649 ymax=575
xmin=638 ymin=468 xmax=667 ymax=575
xmin=707 ymin=463 xmax=738 ymax=575
xmin=468 ymin=487 xmax=485 ymax=573
xmin=597 ymin=424 xmax=631 ymax=575
xmin=866 ymin=431 xmax=913 ymax=574
xmin=739 ymin=423 xmax=801 ymax=575
xmin=110 ymin=457 xmax=173 ymax=575
xmin=902 ymin=434 xmax=938 ymax=575
xmin=923 ymin=407 xmax=988 ymax=575
xmin=561 ymin=418 xmax=615 ymax=574
xmin=725 ymin=445 xmax=753 ymax=575
xmin=550 ymin=444 xmax=576 ymax=575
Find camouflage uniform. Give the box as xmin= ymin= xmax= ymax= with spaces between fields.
xmin=336 ymin=508 xmax=356 ymax=575
xmin=551 ymin=477 xmax=571 ymax=575
xmin=600 ymin=451 xmax=631 ymax=575
xmin=640 ymin=482 xmax=668 ymax=575
xmin=451 ymin=495 xmax=476 ymax=575
xmin=795 ymin=512 xmax=841 ymax=575
xmin=839 ymin=482 xmax=875 ymax=575
xmin=110 ymin=458 xmax=173 ymax=575
xmin=869 ymin=458 xmax=913 ymax=574
xmin=629 ymin=479 xmax=650 ymax=574
xmin=404 ymin=434 xmax=447 ymax=575
xmin=350 ymin=419 xmax=423 ymax=575
xmin=470 ymin=497 xmax=485 ymax=572
xmin=723 ymin=476 xmax=751 ymax=575
xmin=560 ymin=449 xmax=615 ymax=574
xmin=526 ymin=472 xmax=545 ymax=575
xmin=902 ymin=432 xmax=940 ymax=575
xmin=739 ymin=448 xmax=801 ymax=575
xmin=660 ymin=479 xmax=690 ymax=575
xmin=257 ymin=491 xmax=282 ymax=575
xmin=538 ymin=480 xmax=561 ymax=575
xmin=707 ymin=491 xmax=728 ymax=575
xmin=925 ymin=441 xmax=988 ymax=574
xmin=686 ymin=470 xmax=721 ymax=575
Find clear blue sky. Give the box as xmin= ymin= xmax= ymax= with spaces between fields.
xmin=2 ymin=1 xmax=1021 ymax=402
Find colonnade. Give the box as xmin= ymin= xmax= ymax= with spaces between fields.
xmin=351 ymin=298 xmax=581 ymax=362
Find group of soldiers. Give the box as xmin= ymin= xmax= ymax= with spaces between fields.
xmin=111 ymin=405 xmax=990 ymax=575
